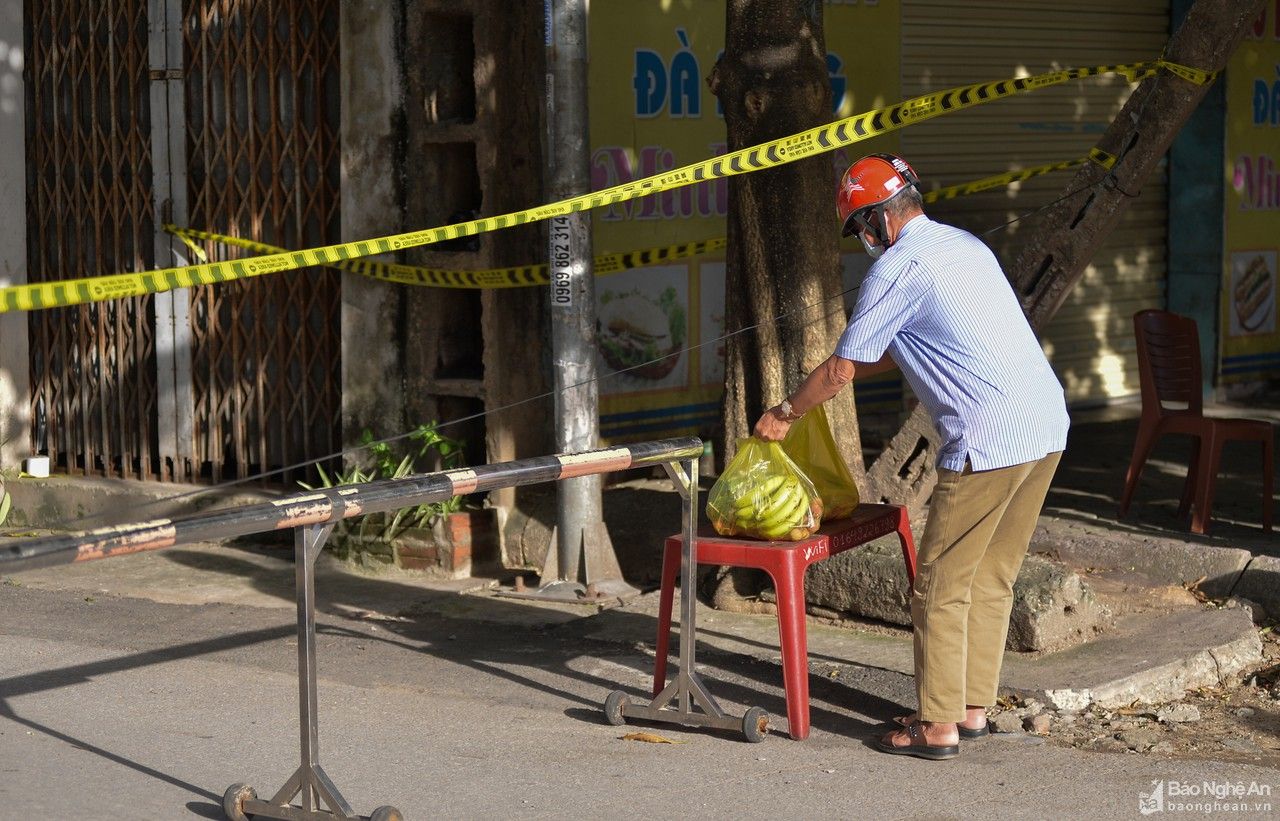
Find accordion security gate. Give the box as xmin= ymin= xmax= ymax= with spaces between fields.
xmin=23 ymin=0 xmax=341 ymax=485
xmin=183 ymin=0 xmax=342 ymax=485
xmin=24 ymin=0 xmax=161 ymax=480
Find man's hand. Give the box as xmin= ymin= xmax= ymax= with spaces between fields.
xmin=753 ymin=406 xmax=793 ymax=442
xmin=752 ymin=353 xmax=875 ymax=443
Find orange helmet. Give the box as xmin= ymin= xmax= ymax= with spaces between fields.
xmin=836 ymin=153 xmax=921 ymax=241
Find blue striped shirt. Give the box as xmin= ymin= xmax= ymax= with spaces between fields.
xmin=835 ymin=215 xmax=1069 ymax=472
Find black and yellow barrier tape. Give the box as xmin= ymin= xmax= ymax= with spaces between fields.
xmin=0 ymin=59 xmax=1209 ymax=311
xmin=165 ymin=226 xmax=728 ymax=290
xmin=167 ymin=150 xmax=1120 ymax=288
xmin=923 ymin=148 xmax=1115 ymax=202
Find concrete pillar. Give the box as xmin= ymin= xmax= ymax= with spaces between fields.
xmin=0 ymin=6 xmax=30 ymax=470
xmin=150 ymin=0 xmax=195 ymax=481
xmin=339 ymin=1 xmax=405 ymax=451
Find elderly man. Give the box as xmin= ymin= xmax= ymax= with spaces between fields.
xmin=753 ymin=153 xmax=1068 ymax=760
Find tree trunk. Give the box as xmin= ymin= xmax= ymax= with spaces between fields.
xmin=713 ymin=0 xmax=864 ymax=478
xmin=863 ymin=0 xmax=1266 ymax=513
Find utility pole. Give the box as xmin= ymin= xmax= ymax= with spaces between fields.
xmin=539 ymin=0 xmax=636 ymax=600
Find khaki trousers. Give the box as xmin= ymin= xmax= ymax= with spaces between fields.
xmin=912 ymin=451 xmax=1062 ymax=723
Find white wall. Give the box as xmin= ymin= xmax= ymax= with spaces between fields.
xmin=0 ymin=4 xmax=30 ymax=469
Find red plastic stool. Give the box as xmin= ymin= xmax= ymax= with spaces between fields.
xmin=653 ymin=503 xmax=917 ymax=740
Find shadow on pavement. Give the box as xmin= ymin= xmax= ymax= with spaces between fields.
xmin=1044 ymin=400 xmax=1278 ymax=556
xmin=0 ymin=699 xmax=222 ymax=803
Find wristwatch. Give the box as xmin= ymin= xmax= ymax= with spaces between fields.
xmin=777 ymin=398 xmax=804 ymax=422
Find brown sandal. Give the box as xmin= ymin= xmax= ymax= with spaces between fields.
xmin=892 ymin=714 xmax=990 ymax=739
xmin=875 ymin=722 xmax=960 ymax=760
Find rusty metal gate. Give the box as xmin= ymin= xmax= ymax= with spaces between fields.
xmin=183 ymin=0 xmax=342 ymax=484
xmin=24 ymin=0 xmax=161 ymax=479
xmin=24 ymin=0 xmax=342 ymax=485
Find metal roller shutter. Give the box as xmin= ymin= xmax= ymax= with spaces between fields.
xmin=901 ymin=0 xmax=1171 ymax=405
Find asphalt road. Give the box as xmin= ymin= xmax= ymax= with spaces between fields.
xmin=1 ymin=580 xmax=1277 ymax=821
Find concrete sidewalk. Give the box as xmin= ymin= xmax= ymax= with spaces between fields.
xmin=9 ymin=535 xmax=1261 ymax=713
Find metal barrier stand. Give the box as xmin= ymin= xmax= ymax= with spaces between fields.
xmin=602 ymin=457 xmax=769 ymax=742
xmin=0 ymin=437 xmax=709 ymax=815
xmin=224 ymin=523 xmax=402 ymax=821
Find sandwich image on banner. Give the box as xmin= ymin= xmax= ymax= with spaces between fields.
xmin=597 ymin=286 xmax=687 ymax=381
xmin=1230 ymin=251 xmax=1276 ymax=336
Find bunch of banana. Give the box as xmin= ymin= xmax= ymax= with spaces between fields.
xmin=720 ymin=474 xmax=819 ymax=541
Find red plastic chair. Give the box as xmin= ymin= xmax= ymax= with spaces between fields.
xmin=652 ymin=503 xmax=917 ymax=740
xmin=1119 ymin=309 xmax=1274 ymax=534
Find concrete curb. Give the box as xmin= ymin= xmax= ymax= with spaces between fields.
xmin=1031 ymin=516 xmax=1254 ymax=599
xmin=1230 ymin=555 xmax=1280 ymax=620
xmin=800 ymin=541 xmax=1112 ymax=652
xmin=1002 ymin=606 xmax=1263 ymax=711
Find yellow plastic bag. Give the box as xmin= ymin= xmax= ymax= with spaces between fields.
xmin=706 ymin=438 xmax=822 ymax=541
xmin=781 ymin=404 xmax=860 ymax=519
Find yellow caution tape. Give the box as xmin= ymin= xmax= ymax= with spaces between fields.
xmin=165 ymin=226 xmax=728 ymax=289
xmin=1155 ymin=61 xmax=1216 ymax=86
xmin=924 ymin=149 xmax=1117 ymax=201
xmin=1 ymin=58 xmax=1212 ymax=311
xmin=1088 ymin=147 xmax=1119 ymax=170
xmin=923 ymin=160 xmax=1083 ymax=201
xmin=170 ymin=152 xmax=1111 ymax=287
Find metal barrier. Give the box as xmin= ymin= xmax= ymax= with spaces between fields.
xmin=1 ymin=436 xmax=765 ymax=821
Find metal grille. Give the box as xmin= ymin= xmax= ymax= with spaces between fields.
xmin=183 ymin=0 xmax=342 ymax=484
xmin=901 ymin=0 xmax=1171 ymax=403
xmin=24 ymin=0 xmax=161 ymax=479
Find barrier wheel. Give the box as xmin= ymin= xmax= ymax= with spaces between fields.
xmin=222 ymin=783 xmax=257 ymax=821
xmin=603 ymin=690 xmax=630 ymax=726
xmin=369 ymin=806 xmax=404 ymax=821
xmin=741 ymin=707 xmax=769 ymax=743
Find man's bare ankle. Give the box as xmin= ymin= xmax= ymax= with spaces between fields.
xmin=919 ymin=721 xmax=960 ymax=743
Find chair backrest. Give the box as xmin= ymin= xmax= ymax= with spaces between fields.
xmin=1133 ymin=309 xmax=1203 ymax=415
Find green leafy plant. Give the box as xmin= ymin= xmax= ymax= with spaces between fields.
xmin=301 ymin=422 xmax=467 ymax=543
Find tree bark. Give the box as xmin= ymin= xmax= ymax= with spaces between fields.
xmin=713 ymin=0 xmax=864 ymax=478
xmin=863 ymin=0 xmax=1266 ymax=513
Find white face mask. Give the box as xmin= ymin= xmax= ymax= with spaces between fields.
xmin=860 ymin=231 xmax=885 ymax=260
